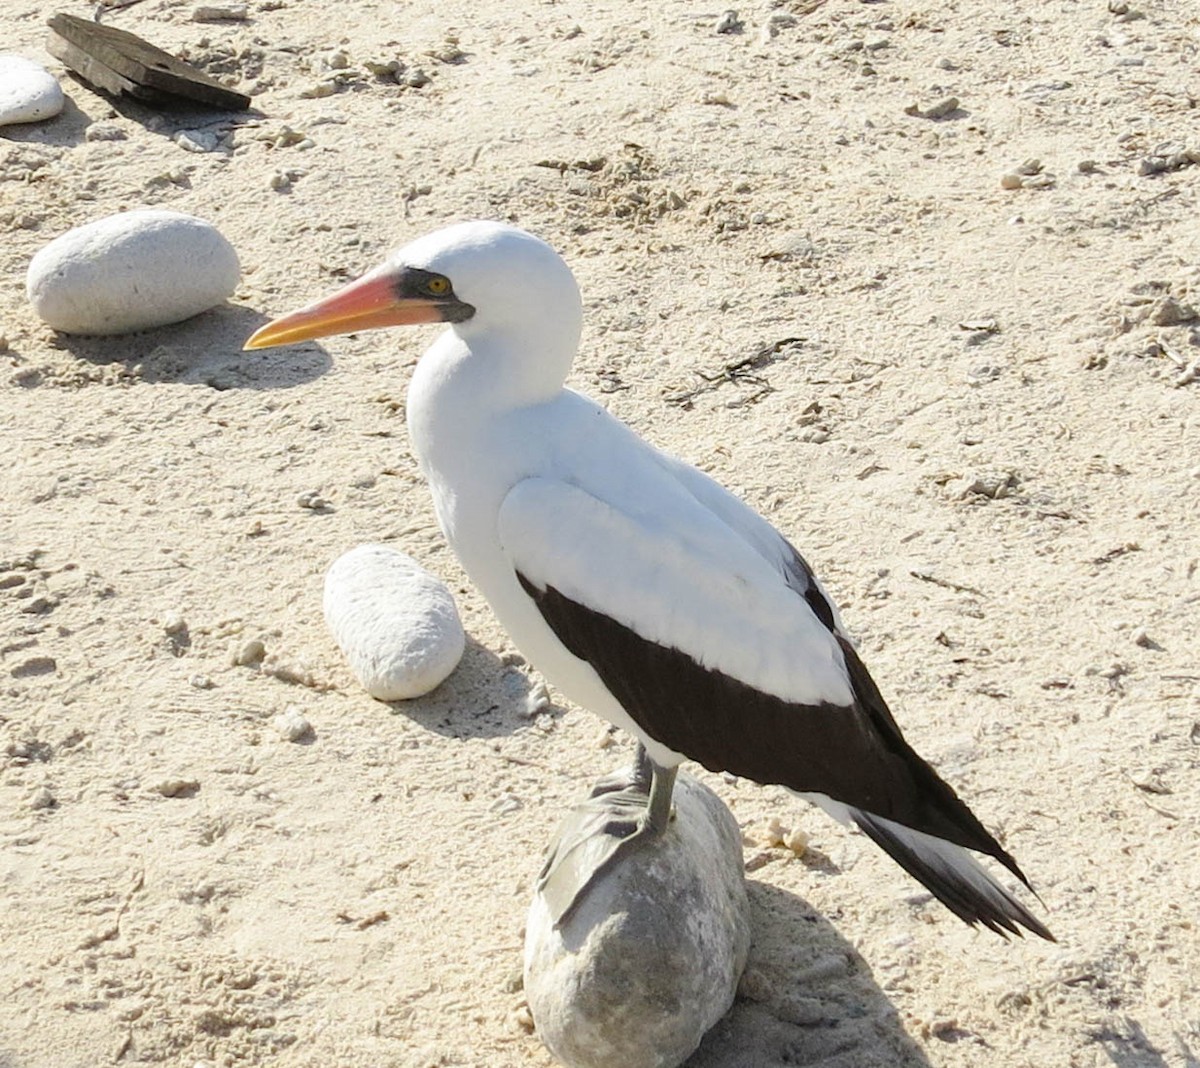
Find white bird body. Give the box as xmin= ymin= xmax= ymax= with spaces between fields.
xmin=409 ymin=363 xmax=852 ymax=768
xmin=245 ymin=220 xmax=1053 ymax=940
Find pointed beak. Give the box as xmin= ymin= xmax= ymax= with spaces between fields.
xmin=243 ymin=267 xmax=445 ymax=350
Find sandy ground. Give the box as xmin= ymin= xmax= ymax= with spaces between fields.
xmin=3 ymin=1 xmax=1199 ymax=1066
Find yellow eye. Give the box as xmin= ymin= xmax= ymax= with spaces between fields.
xmin=426 ymin=276 xmax=451 ymax=297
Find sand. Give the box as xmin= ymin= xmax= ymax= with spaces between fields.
xmin=2 ymin=1 xmax=1198 ymax=1066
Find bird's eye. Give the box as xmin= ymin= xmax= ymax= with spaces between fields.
xmin=425 ymin=276 xmax=451 ymax=297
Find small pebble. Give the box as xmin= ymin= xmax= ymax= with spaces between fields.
xmin=0 ymin=55 xmax=64 ymax=126
xmin=189 ymin=674 xmax=214 ymax=690
xmin=28 ymin=786 xmax=56 ymax=811
xmin=174 ymin=130 xmax=220 ymax=154
xmin=924 ymin=96 xmax=959 ymax=118
xmin=324 ymin=544 xmax=465 ymax=700
xmin=162 ymin=611 xmax=187 ymax=636
xmin=426 ymin=39 xmax=464 ymax=64
xmin=261 ymin=655 xmax=316 ymax=688
xmin=270 ymin=169 xmax=308 ymax=191
xmin=1151 ymin=295 xmax=1198 ymax=326
xmin=759 ymin=815 xmax=788 ymax=847
xmin=299 ymin=82 xmax=337 ymax=99
xmin=522 ymin=681 xmax=550 ymax=718
xmin=192 ymin=4 xmax=248 ymax=20
xmin=84 ymin=123 xmax=127 ymax=142
xmin=715 ymin=10 xmax=743 ymax=34
xmin=154 ymin=777 xmax=199 ymax=798
xmin=365 ymin=59 xmax=404 ymax=79
xmin=906 ymin=96 xmax=959 ymax=120
xmin=956 ymin=470 xmax=1019 ymax=500
xmin=784 ymin=828 xmax=808 ymax=855
xmin=296 ymin=490 xmax=333 ymax=511
xmin=273 ymin=706 xmax=313 ymax=742
xmin=270 ymin=125 xmax=309 ymax=148
xmin=759 ymin=13 xmax=797 ymax=41
xmin=26 ymin=211 xmax=240 ymax=335
xmin=233 ymin=638 xmax=266 ymax=666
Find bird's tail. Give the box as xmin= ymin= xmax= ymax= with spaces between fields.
xmin=803 ymin=793 xmax=1054 ymax=941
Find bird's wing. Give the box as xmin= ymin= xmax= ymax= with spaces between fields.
xmin=657 ymin=452 xmax=852 ymax=638
xmin=499 ymin=474 xmax=1053 ymax=940
xmin=498 ymin=474 xmax=855 ymax=712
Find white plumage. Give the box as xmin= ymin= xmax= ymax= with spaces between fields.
xmin=245 ymin=220 xmax=1052 ymax=940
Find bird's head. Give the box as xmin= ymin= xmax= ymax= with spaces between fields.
xmin=243 ymin=221 xmax=583 ymax=361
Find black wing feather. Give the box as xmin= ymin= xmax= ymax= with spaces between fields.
xmin=516 ymin=569 xmax=1051 ymax=938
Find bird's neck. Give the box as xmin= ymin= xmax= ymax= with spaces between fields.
xmin=405 ymin=328 xmax=573 ymax=567
xmin=406 ymin=327 xmax=569 ymax=478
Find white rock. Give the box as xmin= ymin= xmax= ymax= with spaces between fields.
xmin=323 ymin=544 xmax=465 ymax=700
xmin=273 ymin=706 xmax=313 ymax=742
xmin=525 ymin=773 xmax=751 ymax=1068
xmin=28 ymin=786 xmax=56 ymax=811
xmin=0 ymin=55 xmax=64 ymax=126
xmin=26 ymin=210 xmax=240 ymax=335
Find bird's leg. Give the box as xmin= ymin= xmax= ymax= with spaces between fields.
xmin=537 ymin=744 xmax=679 ymax=927
xmin=644 ymin=755 xmax=677 ymax=835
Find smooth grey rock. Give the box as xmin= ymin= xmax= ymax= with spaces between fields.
xmin=525 ymin=771 xmax=750 ymax=1068
xmin=26 ymin=210 xmax=240 ymax=335
xmin=323 ymin=544 xmax=465 ymax=700
xmin=0 ymin=55 xmax=64 ymax=126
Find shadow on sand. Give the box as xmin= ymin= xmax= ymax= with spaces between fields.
xmin=0 ymin=78 xmax=265 ymax=151
xmin=689 ymin=880 xmax=931 ymax=1068
xmin=1096 ymin=1019 xmax=1200 ymax=1068
xmin=384 ymin=638 xmax=560 ymax=743
xmin=46 ymin=303 xmax=331 ymax=390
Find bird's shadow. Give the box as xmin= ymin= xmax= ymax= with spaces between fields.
xmin=1096 ymin=1018 xmax=1200 ymax=1068
xmin=385 ymin=638 xmax=559 ymax=741
xmin=688 ymin=880 xmax=932 ymax=1068
xmin=45 ymin=304 xmax=330 ymax=390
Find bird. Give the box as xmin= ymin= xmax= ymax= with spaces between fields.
xmin=245 ymin=220 xmax=1053 ymax=941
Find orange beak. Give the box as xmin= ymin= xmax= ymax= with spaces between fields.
xmin=243 ymin=268 xmax=444 ymax=350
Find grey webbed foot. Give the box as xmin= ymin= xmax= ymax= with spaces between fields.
xmin=537 ymin=746 xmax=678 ymax=927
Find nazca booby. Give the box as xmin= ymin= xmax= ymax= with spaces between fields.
xmin=245 ymin=221 xmax=1052 ymax=941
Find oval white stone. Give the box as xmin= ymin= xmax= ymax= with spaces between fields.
xmin=26 ymin=210 xmax=240 ymax=335
xmin=0 ymin=55 xmax=64 ymax=126
xmin=324 ymin=544 xmax=465 ymax=700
